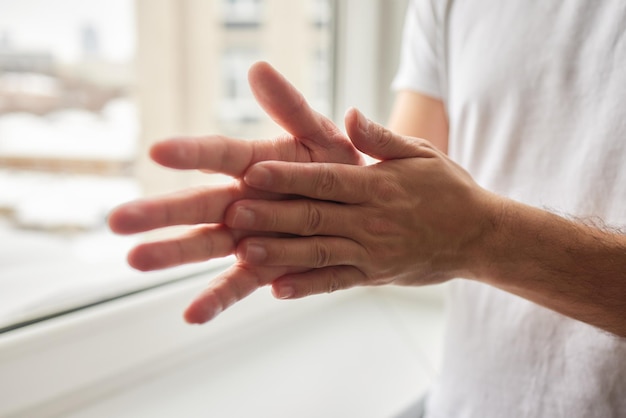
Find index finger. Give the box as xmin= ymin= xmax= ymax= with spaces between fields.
xmin=149 ymin=135 xmax=300 ymax=177
xmin=108 ymin=182 xmax=280 ymax=235
xmin=243 ymin=161 xmax=372 ymax=204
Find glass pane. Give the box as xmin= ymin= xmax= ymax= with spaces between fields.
xmin=0 ymin=0 xmax=335 ymax=332
xmin=219 ymin=47 xmax=262 ymax=124
xmin=222 ymin=0 xmax=263 ymax=28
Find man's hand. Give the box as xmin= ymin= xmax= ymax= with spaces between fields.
xmin=183 ymin=107 xmax=501 ymax=316
xmin=219 ymin=107 xmax=626 ymax=337
xmin=108 ymin=62 xmax=364 ymax=323
xmin=226 ymin=108 xmax=503 ymax=298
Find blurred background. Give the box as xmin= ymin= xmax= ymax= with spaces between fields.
xmin=0 ymin=1 xmax=445 ymax=417
xmin=0 ymin=0 xmax=338 ymax=330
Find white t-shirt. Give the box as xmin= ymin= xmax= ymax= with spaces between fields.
xmin=393 ymin=1 xmax=626 ymax=417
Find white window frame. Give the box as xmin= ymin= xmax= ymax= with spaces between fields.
xmin=0 ymin=2 xmax=437 ymax=417
xmin=332 ymin=0 xmax=408 ymax=125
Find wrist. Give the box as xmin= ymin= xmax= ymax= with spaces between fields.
xmin=467 ymin=196 xmax=613 ymax=287
xmin=460 ymin=192 xmax=513 ymax=283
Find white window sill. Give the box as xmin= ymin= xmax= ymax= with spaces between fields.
xmin=0 ymin=257 xmax=444 ymax=418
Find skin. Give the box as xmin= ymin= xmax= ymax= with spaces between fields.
xmin=109 ymin=62 xmax=626 ymax=337
xmin=229 ymin=108 xmax=493 ymax=290
xmin=231 ymin=111 xmax=626 ymax=338
xmin=109 ymin=62 xmax=365 ymax=322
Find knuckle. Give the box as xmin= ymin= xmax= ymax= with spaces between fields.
xmin=317 ymin=116 xmax=340 ymax=138
xmin=312 ymin=241 xmax=333 ymax=268
xmin=414 ymin=137 xmax=432 ymax=149
xmin=314 ymin=164 xmax=339 ymax=196
xmin=267 ymin=205 xmax=281 ymax=231
xmin=370 ymin=174 xmax=399 ymax=202
xmin=303 ymin=201 xmax=323 ymax=235
xmin=325 ymin=269 xmax=343 ymax=294
xmin=414 ymin=137 xmax=438 ymax=154
xmin=372 ymin=123 xmax=394 ymax=150
xmin=364 ymin=215 xmax=394 ymax=236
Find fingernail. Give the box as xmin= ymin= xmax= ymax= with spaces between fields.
xmin=244 ymin=165 xmax=271 ymax=188
xmin=354 ymin=108 xmax=369 ymax=133
xmin=244 ymin=243 xmax=267 ymax=263
xmin=231 ymin=207 xmax=255 ymax=228
xmin=275 ymin=285 xmax=295 ymax=299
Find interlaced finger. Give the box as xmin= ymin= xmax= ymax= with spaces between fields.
xmin=183 ymin=263 xmax=306 ymax=324
xmin=127 ymin=224 xmax=238 ymax=271
xmin=236 ymin=236 xmax=368 ymax=269
xmin=150 ymin=135 xmax=307 ymax=177
xmin=225 ymin=198 xmax=359 ymax=237
xmin=271 ymin=266 xmax=368 ymax=300
xmin=109 ymin=183 xmax=282 ymax=235
xmin=244 ymin=161 xmax=373 ymax=203
xmin=108 ymin=185 xmax=236 ymax=234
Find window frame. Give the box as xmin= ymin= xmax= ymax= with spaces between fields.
xmin=332 ymin=0 xmax=409 ymax=125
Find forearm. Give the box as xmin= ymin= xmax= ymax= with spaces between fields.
xmin=477 ymin=198 xmax=626 ymax=337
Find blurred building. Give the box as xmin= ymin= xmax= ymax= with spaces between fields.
xmin=0 ymin=0 xmax=334 ymax=223
xmin=0 ymin=47 xmax=55 ymax=75
xmin=80 ymin=24 xmax=101 ymax=59
xmin=0 ymin=24 xmax=131 ymax=117
xmin=134 ymin=0 xmax=333 ymax=195
xmin=0 ymin=22 xmax=134 ymax=178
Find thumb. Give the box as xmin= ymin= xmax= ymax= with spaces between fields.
xmin=344 ymin=107 xmax=435 ymax=160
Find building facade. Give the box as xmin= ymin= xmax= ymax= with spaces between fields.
xmin=134 ymin=0 xmax=333 ymax=195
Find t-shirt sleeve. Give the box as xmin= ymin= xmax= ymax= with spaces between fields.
xmin=392 ymin=0 xmax=446 ymax=99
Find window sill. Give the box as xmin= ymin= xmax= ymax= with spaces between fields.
xmin=0 ymin=258 xmax=240 ymax=417
xmin=2 ymin=281 xmax=445 ymax=418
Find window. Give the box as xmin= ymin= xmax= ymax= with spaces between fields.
xmin=311 ymin=0 xmax=332 ymax=28
xmin=222 ymin=0 xmax=264 ymax=28
xmin=0 ymin=0 xmax=337 ymax=333
xmin=0 ymin=0 xmax=144 ymax=332
xmin=220 ymin=48 xmax=262 ymax=124
xmin=0 ymin=1 xmax=422 ymax=417
xmin=311 ymin=48 xmax=332 ymax=116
